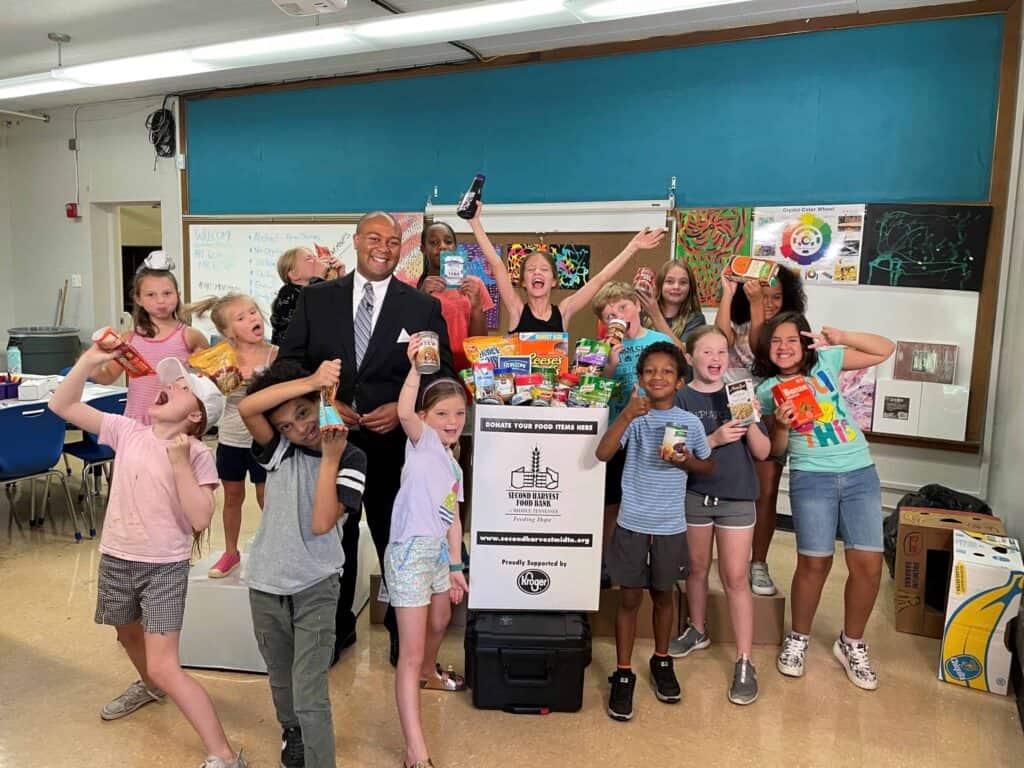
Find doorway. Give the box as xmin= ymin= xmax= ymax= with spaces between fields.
xmin=118 ymin=204 xmax=162 ymax=316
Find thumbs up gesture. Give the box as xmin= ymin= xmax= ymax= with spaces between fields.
xmin=622 ymin=384 xmax=650 ymax=421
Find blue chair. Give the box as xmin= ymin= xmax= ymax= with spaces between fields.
xmin=0 ymin=403 xmax=85 ymax=540
xmin=61 ymin=392 xmax=127 ymax=538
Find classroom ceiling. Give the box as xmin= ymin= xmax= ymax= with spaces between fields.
xmin=0 ymin=0 xmax=970 ymax=112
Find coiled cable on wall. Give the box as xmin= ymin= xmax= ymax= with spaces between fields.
xmin=145 ymin=95 xmax=175 ymax=169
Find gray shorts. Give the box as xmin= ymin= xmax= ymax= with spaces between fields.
xmin=95 ymin=554 xmax=189 ymax=633
xmin=685 ymin=491 xmax=756 ymax=528
xmin=606 ymin=525 xmax=688 ymax=592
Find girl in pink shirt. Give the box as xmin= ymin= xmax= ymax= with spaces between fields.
xmin=51 ymin=345 xmax=247 ymax=768
xmin=93 ymin=254 xmax=208 ymax=423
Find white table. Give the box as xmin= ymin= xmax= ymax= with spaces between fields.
xmin=0 ymin=375 xmax=127 ymax=409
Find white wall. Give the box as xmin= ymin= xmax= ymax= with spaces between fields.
xmin=0 ymin=127 xmax=13 ymax=352
xmin=1 ymin=98 xmax=182 ymax=343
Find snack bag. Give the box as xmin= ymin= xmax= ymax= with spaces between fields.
xmin=578 ymin=375 xmax=616 ymax=407
xmin=726 ymin=379 xmax=758 ymax=426
xmin=188 ymin=341 xmax=243 ymax=394
xmin=572 ymin=338 xmax=610 ymax=375
xmin=464 ymin=336 xmax=517 ymax=367
xmin=315 ymin=243 xmax=342 ymax=280
xmin=723 ymin=255 xmax=779 ymax=286
xmin=771 ymin=377 xmax=823 ymax=427
xmin=473 ymin=362 xmax=502 ymax=404
xmin=515 ymin=332 xmax=569 ymax=376
xmin=92 ymin=327 xmax=156 ymax=379
xmin=319 ymin=385 xmax=347 ymax=433
xmin=459 ymin=368 xmax=476 ymax=398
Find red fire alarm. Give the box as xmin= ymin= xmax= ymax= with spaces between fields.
xmin=65 ymin=202 xmax=79 ymax=219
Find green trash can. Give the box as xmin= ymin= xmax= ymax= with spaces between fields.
xmin=7 ymin=326 xmax=81 ymax=375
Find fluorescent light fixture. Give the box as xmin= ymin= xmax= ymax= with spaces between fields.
xmin=0 ymin=72 xmax=79 ymax=100
xmin=571 ymin=0 xmax=748 ymax=20
xmin=191 ymin=26 xmax=361 ymax=64
xmin=54 ymin=51 xmax=212 ymax=86
xmin=354 ymin=0 xmax=569 ymax=39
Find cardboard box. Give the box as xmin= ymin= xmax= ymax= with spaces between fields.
xmin=676 ymin=565 xmax=785 ymax=646
xmin=894 ymin=508 xmax=1005 ymax=638
xmin=368 ymin=573 xmax=467 ymax=629
xmin=591 ymin=587 xmax=678 ymax=640
xmin=939 ymin=530 xmax=1024 ymax=696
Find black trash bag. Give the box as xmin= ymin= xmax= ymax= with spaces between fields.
xmin=883 ymin=484 xmax=992 ymax=578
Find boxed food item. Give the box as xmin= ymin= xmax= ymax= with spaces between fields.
xmin=723 ymin=255 xmax=779 ymax=285
xmin=515 ymin=332 xmax=569 ymax=376
xmin=894 ymin=508 xmax=1005 ymax=638
xmin=497 ymin=356 xmax=532 ymax=376
xmin=464 ymin=336 xmax=517 ymax=367
xmin=189 ymin=341 xmax=243 ymax=394
xmin=771 ymin=377 xmax=822 ymax=427
xmin=939 ymin=530 xmax=1024 ymax=696
xmin=726 ymin=379 xmax=758 ymax=425
xmin=93 ymin=326 xmax=156 ymax=379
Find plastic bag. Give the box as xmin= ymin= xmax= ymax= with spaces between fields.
xmin=188 ymin=341 xmax=243 ymax=394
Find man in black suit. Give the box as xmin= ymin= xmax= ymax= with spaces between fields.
xmin=279 ymin=211 xmax=453 ymax=663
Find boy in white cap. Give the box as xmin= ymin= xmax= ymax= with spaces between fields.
xmin=50 ymin=344 xmax=246 ymax=768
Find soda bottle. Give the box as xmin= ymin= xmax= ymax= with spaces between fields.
xmin=456 ymin=174 xmax=486 ymax=220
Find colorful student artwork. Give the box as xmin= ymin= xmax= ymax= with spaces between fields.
xmin=839 ymin=367 xmax=876 ymax=432
xmin=675 ymin=207 xmax=753 ymax=307
xmin=460 ymin=243 xmax=501 ymax=330
xmin=506 ymin=243 xmax=591 ymax=289
xmin=859 ymin=204 xmax=992 ymax=291
xmin=752 ymin=205 xmax=865 ymax=284
xmin=893 ymin=341 xmax=958 ymax=385
xmin=392 ymin=212 xmax=425 ymax=288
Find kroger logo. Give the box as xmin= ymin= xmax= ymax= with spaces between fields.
xmin=517 ymin=569 xmax=550 ymax=595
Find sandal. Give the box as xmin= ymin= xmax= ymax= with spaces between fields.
xmin=403 ymin=760 xmax=435 ymax=768
xmin=420 ymin=663 xmax=466 ymax=692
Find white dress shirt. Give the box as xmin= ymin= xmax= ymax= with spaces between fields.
xmin=352 ymin=271 xmax=391 ymax=333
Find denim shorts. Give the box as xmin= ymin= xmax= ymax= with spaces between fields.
xmin=384 ymin=537 xmax=451 ymax=608
xmin=788 ymin=465 xmax=883 ymax=557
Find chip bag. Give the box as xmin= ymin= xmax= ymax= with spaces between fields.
xmin=572 ymin=338 xmax=610 ymax=376
xmin=463 ymin=336 xmax=517 ymax=367
xmin=92 ymin=327 xmax=156 ymax=379
xmin=188 ymin=341 xmax=243 ymax=394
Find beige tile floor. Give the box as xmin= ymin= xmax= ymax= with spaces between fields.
xmin=0 ymin=462 xmax=1021 ymax=768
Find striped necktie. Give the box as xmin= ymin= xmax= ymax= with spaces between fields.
xmin=355 ymin=282 xmax=375 ymax=368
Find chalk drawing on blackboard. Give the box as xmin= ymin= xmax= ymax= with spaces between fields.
xmin=859 ymin=204 xmax=993 ymax=291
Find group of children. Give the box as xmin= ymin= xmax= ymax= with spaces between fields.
xmin=47 ymin=213 xmax=896 ymax=766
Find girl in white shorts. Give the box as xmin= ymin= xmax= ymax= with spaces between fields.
xmin=385 ymin=334 xmax=470 ymax=768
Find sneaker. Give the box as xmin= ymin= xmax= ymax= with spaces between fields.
xmin=208 ymin=551 xmax=241 ymax=579
xmin=100 ymin=680 xmax=164 ymax=721
xmin=607 ymin=669 xmax=637 ymax=721
xmin=649 ymin=655 xmax=681 ymax=703
xmin=777 ymin=632 xmax=809 ymax=678
xmin=833 ymin=636 xmax=879 ymax=691
xmin=749 ymin=562 xmax=777 ymax=596
xmin=668 ymin=622 xmax=711 ymax=658
xmin=728 ymin=657 xmax=759 ymax=705
xmin=200 ymin=752 xmax=247 ymax=768
xmin=281 ymin=726 xmax=304 ymax=768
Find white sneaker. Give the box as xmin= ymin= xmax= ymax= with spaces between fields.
xmin=833 ymin=636 xmax=879 ymax=691
xmin=100 ymin=680 xmax=164 ymax=721
xmin=777 ymin=632 xmax=809 ymax=678
xmin=750 ymin=562 xmax=777 ymax=596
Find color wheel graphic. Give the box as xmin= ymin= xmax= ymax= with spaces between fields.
xmin=781 ymin=213 xmax=831 ymax=266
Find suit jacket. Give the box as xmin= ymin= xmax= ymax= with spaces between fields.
xmin=278 ymin=273 xmax=454 ymax=415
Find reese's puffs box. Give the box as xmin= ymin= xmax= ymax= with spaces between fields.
xmin=771 ymin=377 xmax=823 ymax=428
xmin=515 ymin=332 xmax=569 ymax=376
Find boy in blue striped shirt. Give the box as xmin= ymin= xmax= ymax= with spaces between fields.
xmin=596 ymin=341 xmax=713 ymax=722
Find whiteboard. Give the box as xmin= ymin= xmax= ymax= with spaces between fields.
xmin=187 ymin=223 xmax=357 ymax=339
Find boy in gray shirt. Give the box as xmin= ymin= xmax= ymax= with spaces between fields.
xmin=238 ymin=358 xmax=366 ymax=768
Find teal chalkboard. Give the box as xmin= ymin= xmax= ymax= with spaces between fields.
xmin=185 ymin=15 xmax=1002 ymax=215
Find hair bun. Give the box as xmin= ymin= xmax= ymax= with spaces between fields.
xmin=142 ymin=250 xmax=175 ymax=271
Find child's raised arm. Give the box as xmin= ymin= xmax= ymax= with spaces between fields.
xmin=239 ymin=359 xmax=339 ymax=446
xmin=803 ymin=327 xmax=895 ymax=371
xmin=560 ymin=227 xmax=667 ymax=326
xmin=468 ymin=206 xmax=524 ymax=329
xmin=398 ymin=337 xmax=425 ymax=445
xmin=49 ymin=343 xmax=118 ymax=434
xmin=715 ymin=275 xmax=737 ymax=346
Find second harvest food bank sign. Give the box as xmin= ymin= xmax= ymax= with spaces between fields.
xmin=469 ymin=405 xmax=608 ymax=611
